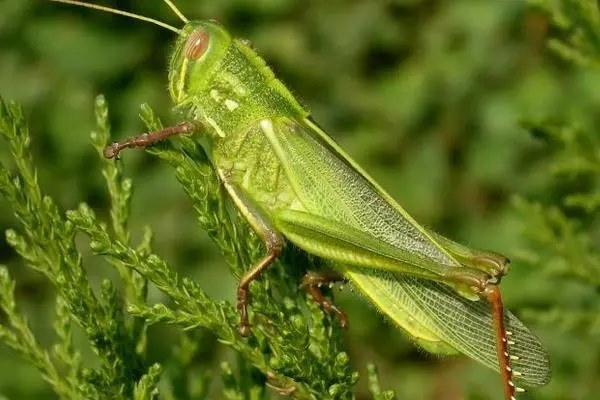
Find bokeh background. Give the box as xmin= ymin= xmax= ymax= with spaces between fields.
xmin=1 ymin=0 xmax=599 ymax=399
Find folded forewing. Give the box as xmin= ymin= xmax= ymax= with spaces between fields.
xmin=260 ymin=117 xmax=459 ymax=271
xmin=345 ymin=267 xmax=551 ymax=387
xmin=259 ymin=117 xmax=550 ymax=387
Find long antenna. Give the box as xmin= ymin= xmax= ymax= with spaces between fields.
xmin=163 ymin=0 xmax=189 ymax=23
xmin=50 ymin=0 xmax=182 ymax=35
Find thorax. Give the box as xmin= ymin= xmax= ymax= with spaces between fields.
xmin=212 ymin=123 xmax=299 ymax=212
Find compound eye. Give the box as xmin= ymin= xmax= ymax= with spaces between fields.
xmin=184 ymin=29 xmax=209 ymax=60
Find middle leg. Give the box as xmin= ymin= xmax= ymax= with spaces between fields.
xmin=301 ymin=270 xmax=348 ymax=328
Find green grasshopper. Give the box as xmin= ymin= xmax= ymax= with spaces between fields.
xmin=51 ymin=1 xmax=550 ymax=398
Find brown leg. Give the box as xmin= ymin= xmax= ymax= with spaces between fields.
xmin=237 ymin=231 xmax=283 ymax=337
xmin=441 ymin=269 xmax=516 ymax=400
xmin=217 ymin=176 xmax=286 ymax=337
xmin=103 ymin=121 xmax=197 ymax=159
xmin=301 ymin=271 xmax=348 ymax=328
xmin=483 ymin=285 xmax=515 ymax=400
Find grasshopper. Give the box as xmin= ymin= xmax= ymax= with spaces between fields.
xmin=51 ymin=1 xmax=550 ymax=398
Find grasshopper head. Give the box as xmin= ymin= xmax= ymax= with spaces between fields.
xmin=168 ymin=21 xmax=232 ymax=104
xmin=51 ymin=2 xmax=232 ymax=106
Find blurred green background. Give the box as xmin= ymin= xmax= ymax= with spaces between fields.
xmin=1 ymin=0 xmax=599 ymax=399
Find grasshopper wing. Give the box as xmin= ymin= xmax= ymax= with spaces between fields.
xmin=260 ymin=117 xmax=461 ymax=272
xmin=346 ymin=268 xmax=550 ymax=386
xmin=260 ymin=117 xmax=550 ymax=386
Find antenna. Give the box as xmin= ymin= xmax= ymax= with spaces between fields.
xmin=163 ymin=0 xmax=189 ymax=23
xmin=50 ymin=0 xmax=182 ymax=35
